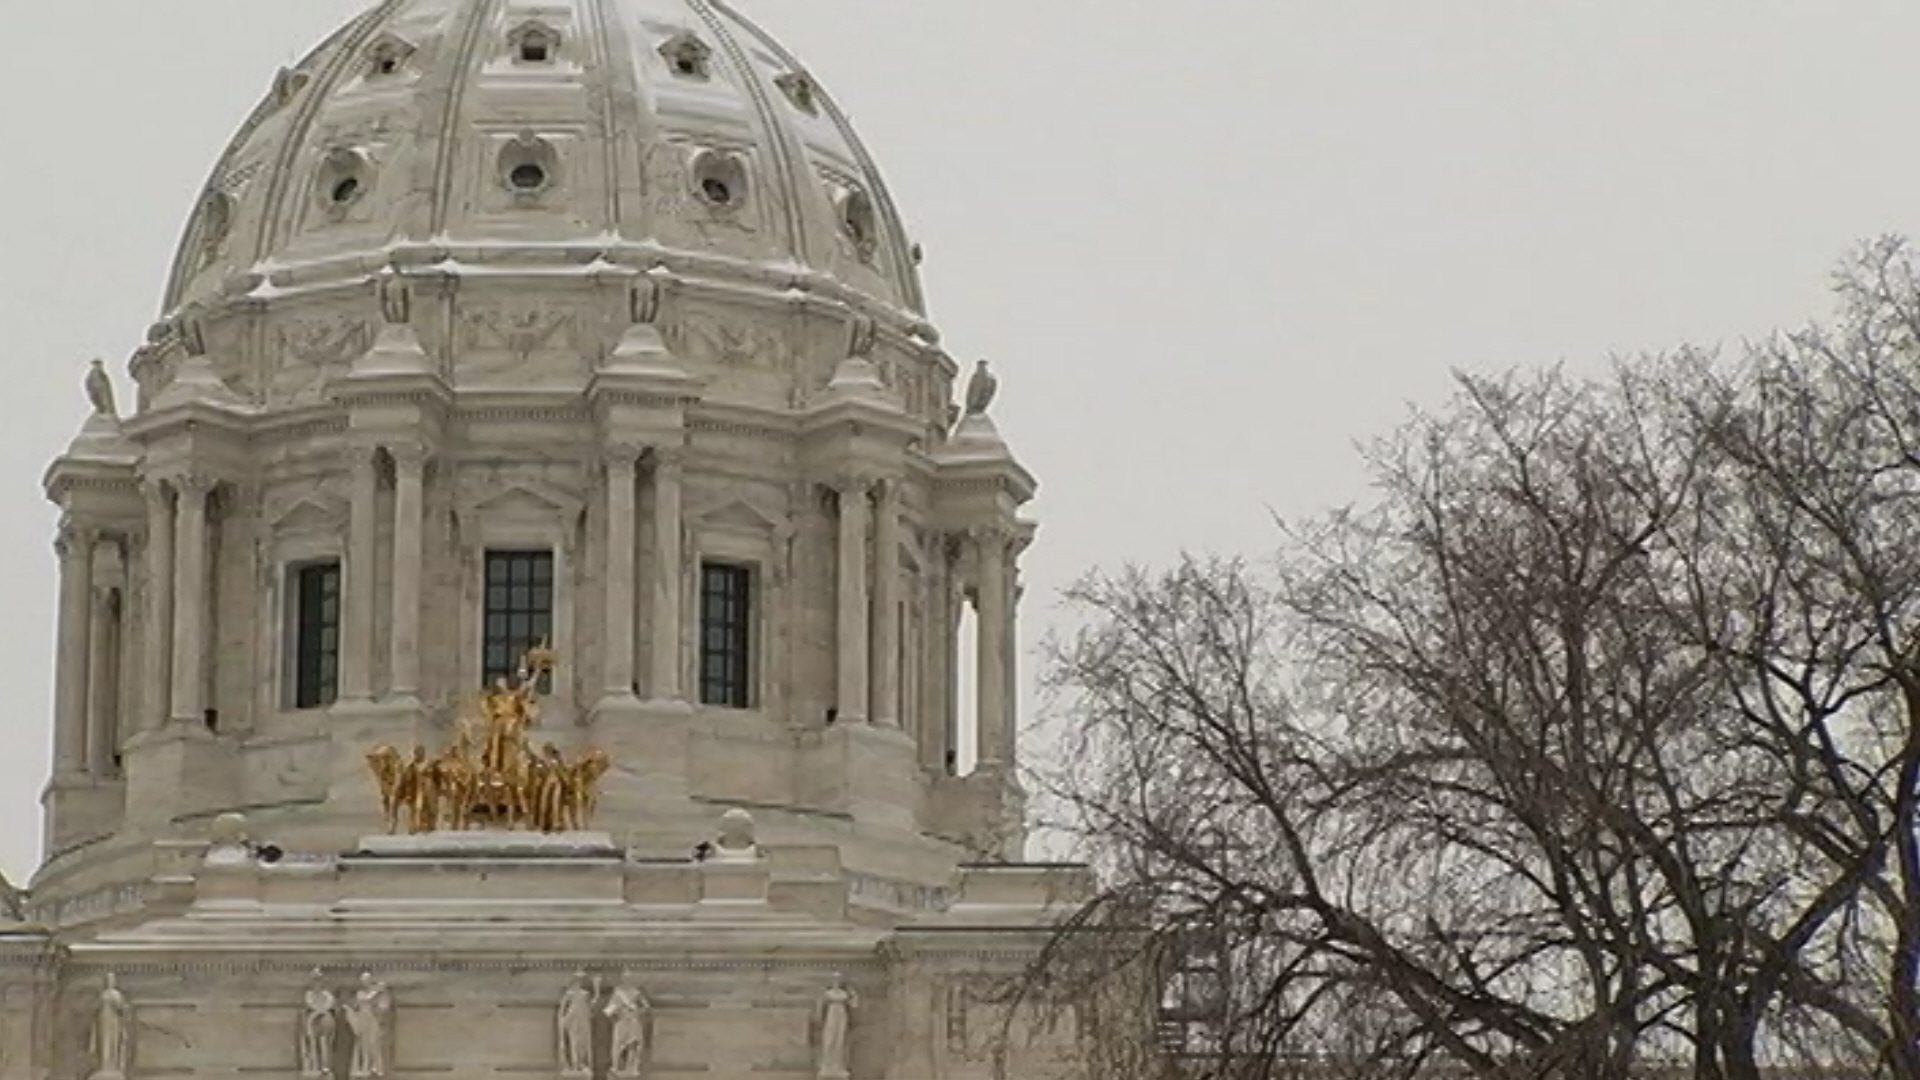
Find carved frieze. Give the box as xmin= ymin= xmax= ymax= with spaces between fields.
xmin=456 ymin=301 xmax=590 ymax=384
xmin=272 ymin=315 xmax=372 ymax=406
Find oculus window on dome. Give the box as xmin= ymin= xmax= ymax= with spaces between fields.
xmin=484 ymin=550 xmax=554 ymax=691
xmin=690 ymin=149 xmax=747 ymax=211
xmin=498 ymin=133 xmax=558 ymax=201
xmin=699 ymin=562 xmax=753 ymax=709
xmin=316 ymin=148 xmax=373 ymax=217
xmin=289 ymin=561 xmax=341 ymax=710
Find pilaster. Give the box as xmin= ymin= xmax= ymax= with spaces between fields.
xmin=834 ymin=475 xmax=873 ymax=726
xmin=341 ymin=445 xmax=379 ymax=702
xmin=871 ymin=481 xmax=904 ymax=729
xmin=597 ymin=446 xmax=642 ymax=711
xmin=388 ymin=444 xmax=427 ymax=704
xmin=647 ymin=448 xmax=688 ymax=708
xmin=52 ymin=525 xmax=96 ymax=779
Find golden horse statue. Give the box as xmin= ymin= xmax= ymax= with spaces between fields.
xmin=364 ymin=647 xmax=608 ymax=835
xmin=365 ymin=745 xmax=404 ymax=833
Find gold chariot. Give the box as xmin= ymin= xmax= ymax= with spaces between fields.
xmin=365 ymin=645 xmax=610 ymax=834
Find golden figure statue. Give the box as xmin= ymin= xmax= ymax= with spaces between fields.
xmin=436 ymin=737 xmax=477 ymax=833
xmin=400 ymin=746 xmax=439 ymax=833
xmin=364 ymin=647 xmax=607 ymax=835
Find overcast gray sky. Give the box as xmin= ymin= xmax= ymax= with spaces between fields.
xmin=4 ymin=1 xmax=1920 ymax=883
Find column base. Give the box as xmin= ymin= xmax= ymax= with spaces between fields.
xmin=589 ymin=692 xmax=645 ymax=722
xmin=924 ymin=764 xmax=1029 ymax=862
xmin=40 ymin=774 xmax=125 ymax=859
xmin=123 ymin=721 xmax=235 ymax=834
xmin=324 ymin=698 xmax=431 ymax=823
xmin=588 ymin=699 xmax=696 ymax=832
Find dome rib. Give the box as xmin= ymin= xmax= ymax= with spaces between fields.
xmin=424 ymin=0 xmax=502 ymax=238
xmin=159 ymin=10 xmax=377 ymax=313
xmin=712 ymin=0 xmax=925 ymax=311
xmin=252 ymin=0 xmax=408 ymax=268
xmin=685 ymin=0 xmax=808 ymax=265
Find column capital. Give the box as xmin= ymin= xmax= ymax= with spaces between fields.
xmin=139 ymin=476 xmax=172 ymax=506
xmin=966 ymin=522 xmax=1016 ymax=552
xmin=603 ymin=444 xmax=645 ymax=471
xmin=54 ymin=523 xmax=99 ymax=559
xmin=827 ymin=471 xmax=877 ymax=499
xmin=387 ymin=442 xmax=431 ymax=470
xmin=174 ymin=472 xmax=219 ymax=500
xmin=648 ymin=446 xmax=687 ymax=476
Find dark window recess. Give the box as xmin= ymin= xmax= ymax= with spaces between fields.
xmin=292 ymin=562 xmax=341 ymax=709
xmin=510 ymin=162 xmax=547 ymax=190
xmin=521 ymin=40 xmax=550 ymax=62
xmin=699 ymin=562 xmax=752 ymax=708
xmin=484 ymin=550 xmax=555 ymax=688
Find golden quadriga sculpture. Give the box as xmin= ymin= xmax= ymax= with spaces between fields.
xmin=365 ymin=648 xmax=610 ymax=834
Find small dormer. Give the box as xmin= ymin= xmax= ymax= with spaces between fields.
xmin=366 ymin=32 xmax=417 ymax=78
xmin=658 ymin=31 xmax=712 ymax=80
xmin=508 ymin=19 xmax=561 ymax=65
xmin=269 ymin=67 xmax=311 ymax=111
xmin=774 ymin=72 xmax=818 ymax=115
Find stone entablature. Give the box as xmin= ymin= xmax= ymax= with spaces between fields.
xmin=0 ymin=828 xmax=1091 ymax=1080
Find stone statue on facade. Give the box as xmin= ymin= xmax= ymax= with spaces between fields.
xmin=86 ymin=359 xmax=117 ymax=418
xmin=90 ymin=972 xmax=131 ymax=1080
xmin=603 ymin=973 xmax=651 ymax=1078
xmin=963 ymin=359 xmax=997 ymax=417
xmin=299 ymin=970 xmax=338 ymax=1078
xmin=816 ymin=973 xmax=856 ymax=1080
xmin=556 ymin=972 xmax=595 ymax=1077
xmin=344 ymin=973 xmax=392 ymax=1079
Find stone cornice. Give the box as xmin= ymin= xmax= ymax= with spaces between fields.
xmin=164 ymin=241 xmax=939 ymax=345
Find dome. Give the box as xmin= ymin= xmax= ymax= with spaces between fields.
xmin=37 ymin=0 xmax=1037 ymax=933
xmin=163 ymin=0 xmax=925 ymax=317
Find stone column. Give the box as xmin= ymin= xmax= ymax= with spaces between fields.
xmin=835 ymin=477 xmax=872 ymax=725
xmin=974 ymin=527 xmax=1009 ymax=769
xmin=602 ymin=448 xmax=640 ymax=702
xmin=170 ymin=476 xmax=215 ymax=724
xmin=871 ymin=480 xmax=901 ymax=727
xmin=389 ymin=446 xmax=425 ymax=701
xmin=52 ymin=525 xmax=96 ymax=776
xmin=141 ymin=481 xmax=173 ymax=731
xmin=87 ymin=570 xmax=122 ymax=775
xmin=341 ymin=445 xmax=379 ymax=702
xmin=648 ymin=450 xmax=684 ymax=703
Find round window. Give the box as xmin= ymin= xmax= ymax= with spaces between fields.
xmin=701 ymin=177 xmax=732 ymax=205
xmin=509 ymin=163 xmax=547 ymax=191
xmin=331 ymin=176 xmax=361 ymax=204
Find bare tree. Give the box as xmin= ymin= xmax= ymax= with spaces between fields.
xmin=1037 ymin=241 xmax=1920 ymax=1080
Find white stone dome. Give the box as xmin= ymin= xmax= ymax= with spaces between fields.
xmin=163 ymin=0 xmax=924 ymax=317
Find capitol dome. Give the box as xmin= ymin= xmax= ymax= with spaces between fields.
xmin=166 ymin=0 xmax=925 ymax=318
xmin=36 ymin=0 xmax=1038 ymax=920
xmin=12 ymin=7 xmax=1092 ymax=1078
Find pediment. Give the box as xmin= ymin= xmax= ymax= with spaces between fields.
xmin=691 ymin=496 xmax=786 ymax=536
xmin=271 ymin=494 xmax=346 ymax=534
xmin=467 ymin=481 xmax=581 ymax=522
